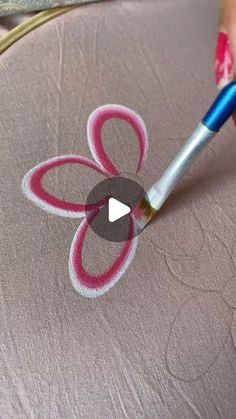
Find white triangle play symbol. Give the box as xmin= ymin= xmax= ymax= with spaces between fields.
xmin=108 ymin=197 xmax=131 ymax=223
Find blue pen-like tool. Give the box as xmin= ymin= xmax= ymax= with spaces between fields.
xmin=133 ymin=82 xmax=236 ymax=230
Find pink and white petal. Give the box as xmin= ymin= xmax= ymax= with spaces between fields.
xmin=69 ymin=211 xmax=138 ymax=298
xmin=22 ymin=155 xmax=109 ymax=218
xmin=166 ymin=294 xmax=232 ymax=381
xmin=87 ymin=104 xmax=149 ymax=176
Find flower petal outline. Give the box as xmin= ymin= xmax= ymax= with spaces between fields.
xmin=87 ymin=104 xmax=148 ymax=176
xmin=69 ymin=210 xmax=139 ymax=298
xmin=22 ymin=155 xmax=109 ymax=218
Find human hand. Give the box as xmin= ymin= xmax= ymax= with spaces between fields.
xmin=216 ymin=0 xmax=236 ymax=88
xmin=216 ymin=0 xmax=236 ymax=124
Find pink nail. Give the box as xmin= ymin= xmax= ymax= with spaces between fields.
xmin=215 ymin=32 xmax=234 ymax=89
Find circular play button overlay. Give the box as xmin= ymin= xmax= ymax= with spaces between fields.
xmin=85 ymin=176 xmax=145 ymax=242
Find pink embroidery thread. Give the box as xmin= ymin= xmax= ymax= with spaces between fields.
xmin=22 ymin=104 xmax=148 ymax=298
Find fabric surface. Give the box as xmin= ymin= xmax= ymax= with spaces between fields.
xmin=1 ymin=0 xmax=236 ymax=417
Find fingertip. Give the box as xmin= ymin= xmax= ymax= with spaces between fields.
xmin=215 ymin=31 xmax=234 ymax=89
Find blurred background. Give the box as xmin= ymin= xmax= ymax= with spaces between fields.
xmin=0 ymin=14 xmax=32 ymax=37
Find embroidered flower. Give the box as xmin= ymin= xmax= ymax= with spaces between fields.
xmin=22 ymin=105 xmax=148 ymax=298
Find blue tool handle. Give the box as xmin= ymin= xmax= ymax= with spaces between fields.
xmin=202 ymin=81 xmax=236 ymax=132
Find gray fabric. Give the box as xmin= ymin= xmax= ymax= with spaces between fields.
xmin=1 ymin=0 xmax=236 ymax=417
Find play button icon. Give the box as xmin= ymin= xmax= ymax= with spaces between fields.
xmin=108 ymin=198 xmax=131 ymax=223
xmin=85 ymin=176 xmax=145 ymax=242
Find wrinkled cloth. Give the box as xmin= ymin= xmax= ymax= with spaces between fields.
xmin=1 ymin=0 xmax=236 ymax=418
